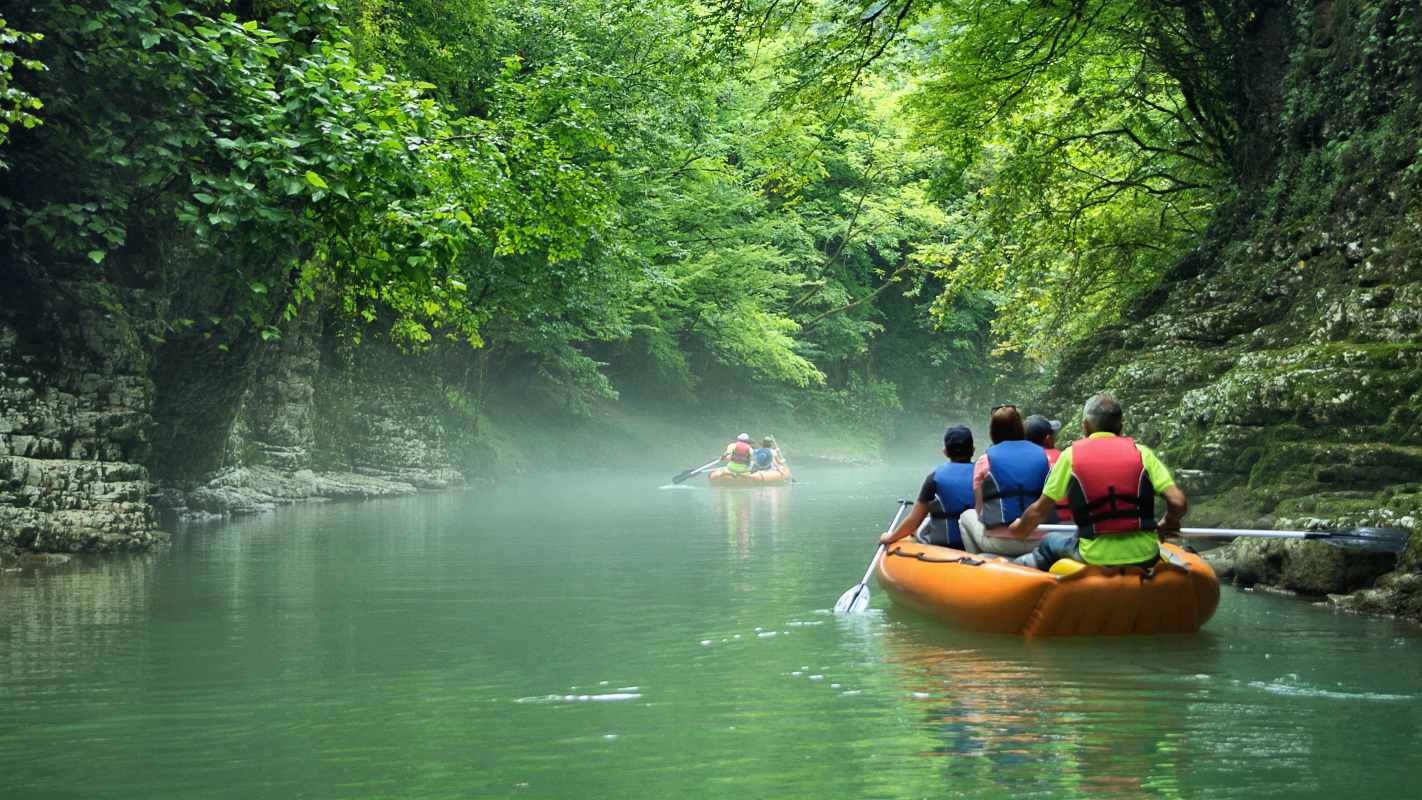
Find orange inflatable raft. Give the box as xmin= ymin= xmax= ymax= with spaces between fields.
xmin=875 ymin=540 xmax=1219 ymax=637
xmin=707 ymin=466 xmax=792 ymax=484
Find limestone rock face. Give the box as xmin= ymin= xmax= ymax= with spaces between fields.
xmin=0 ymin=277 xmax=167 ymax=553
xmin=1 ymin=267 xmax=468 ymax=549
xmin=1042 ymin=3 xmax=1422 ymax=621
xmin=155 ymin=312 xmax=467 ymax=521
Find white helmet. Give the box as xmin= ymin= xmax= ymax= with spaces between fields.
xmin=737 ymin=433 xmax=751 ymax=442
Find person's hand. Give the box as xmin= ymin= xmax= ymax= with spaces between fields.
xmin=879 ymin=530 xmax=900 ymax=546
xmin=1007 ymin=518 xmax=1025 ymax=537
xmin=1157 ymin=517 xmax=1182 ymax=538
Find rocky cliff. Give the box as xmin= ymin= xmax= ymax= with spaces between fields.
xmin=0 ymin=272 xmax=165 ymax=556
xmin=1043 ymin=0 xmax=1422 ymax=620
xmin=0 ymin=265 xmax=470 ymax=562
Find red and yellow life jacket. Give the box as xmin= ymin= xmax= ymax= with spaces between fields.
xmin=1065 ymin=436 xmax=1156 ymax=538
xmin=727 ymin=441 xmax=752 ymax=466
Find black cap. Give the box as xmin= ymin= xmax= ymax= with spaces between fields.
xmin=1024 ymin=415 xmax=1062 ymax=444
xmin=943 ymin=425 xmax=973 ymax=452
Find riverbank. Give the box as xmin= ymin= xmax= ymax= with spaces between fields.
xmin=0 ymin=301 xmax=896 ymax=564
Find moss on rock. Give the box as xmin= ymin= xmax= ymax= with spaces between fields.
xmin=1042 ymin=0 xmax=1422 ymax=623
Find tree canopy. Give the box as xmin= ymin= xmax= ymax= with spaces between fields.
xmin=0 ymin=0 xmax=1253 ymax=422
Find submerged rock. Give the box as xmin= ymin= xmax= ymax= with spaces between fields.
xmin=1330 ymin=572 xmax=1422 ymax=621
xmin=1207 ymin=538 xmax=1397 ymax=596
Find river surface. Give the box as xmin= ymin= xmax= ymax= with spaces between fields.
xmin=2 ymin=466 xmax=1420 ymax=798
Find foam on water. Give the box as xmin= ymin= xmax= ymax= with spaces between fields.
xmin=516 ymin=693 xmax=644 ymax=704
xmin=1246 ymin=675 xmax=1413 ymax=702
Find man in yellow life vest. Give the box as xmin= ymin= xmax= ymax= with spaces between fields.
xmin=1008 ymin=393 xmax=1188 ymax=571
xmin=721 ymin=433 xmax=754 ymax=475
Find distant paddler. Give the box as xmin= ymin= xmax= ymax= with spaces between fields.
xmin=720 ymin=433 xmax=755 ymax=476
xmin=750 ymin=435 xmax=787 ymax=474
xmin=670 ymin=433 xmax=752 ymax=484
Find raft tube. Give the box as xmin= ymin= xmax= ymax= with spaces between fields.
xmin=707 ymin=466 xmax=792 ymax=484
xmin=875 ymin=541 xmax=1218 ymax=637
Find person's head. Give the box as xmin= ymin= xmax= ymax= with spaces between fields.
xmin=1082 ymin=393 xmax=1123 ymax=435
xmin=737 ymin=433 xmax=751 ymax=443
xmin=942 ymin=425 xmax=974 ymax=462
xmin=762 ymin=435 xmax=776 ymax=448
xmin=988 ymin=404 xmax=1025 ymax=444
xmin=1024 ymin=415 xmax=1061 ymax=448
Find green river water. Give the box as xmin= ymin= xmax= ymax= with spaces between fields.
xmin=2 ymin=466 xmax=1420 ymax=799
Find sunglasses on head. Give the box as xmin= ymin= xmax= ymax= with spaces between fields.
xmin=991 ymin=403 xmax=1018 ymax=412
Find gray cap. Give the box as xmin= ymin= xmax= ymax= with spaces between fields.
xmin=1024 ymin=415 xmax=1061 ymax=444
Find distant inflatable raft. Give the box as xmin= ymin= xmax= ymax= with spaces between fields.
xmin=707 ymin=467 xmax=792 ymax=484
xmin=875 ymin=541 xmax=1219 ymax=637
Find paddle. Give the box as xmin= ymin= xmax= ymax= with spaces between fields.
xmin=1036 ymin=524 xmax=1410 ymax=554
xmin=834 ymin=499 xmax=912 ymax=615
xmin=672 ymin=457 xmax=722 ymax=484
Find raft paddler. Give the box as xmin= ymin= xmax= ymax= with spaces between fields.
xmin=957 ymin=405 xmax=1051 ymax=557
xmin=879 ymin=425 xmax=975 ymax=549
xmin=1009 ymin=393 xmax=1188 ymax=571
xmin=750 ymin=436 xmax=785 ymax=473
xmin=1025 ymin=414 xmax=1071 ymax=523
xmin=721 ymin=433 xmax=754 ymax=475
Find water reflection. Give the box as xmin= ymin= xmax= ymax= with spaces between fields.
xmin=0 ymin=552 xmax=161 ymax=687
xmin=880 ymin=623 xmax=1224 ymax=797
xmin=710 ymin=486 xmax=790 ymax=561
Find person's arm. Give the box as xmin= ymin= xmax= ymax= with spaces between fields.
xmin=972 ymin=457 xmax=989 ymax=513
xmin=1139 ymin=445 xmax=1186 ymax=536
xmin=880 ymin=500 xmax=931 ymax=545
xmin=1007 ymin=448 xmax=1072 ymax=536
xmin=1007 ymin=495 xmax=1056 ymax=537
xmin=1158 ymin=485 xmax=1188 ymax=536
xmin=881 ymin=474 xmax=937 ymax=545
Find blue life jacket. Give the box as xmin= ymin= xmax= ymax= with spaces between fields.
xmin=931 ymin=461 xmax=975 ymax=549
xmin=980 ymin=440 xmax=1050 ymax=526
xmin=751 ymin=447 xmax=773 ymax=469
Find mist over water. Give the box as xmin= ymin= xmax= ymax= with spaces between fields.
xmin=3 ymin=467 xmax=1419 ymax=799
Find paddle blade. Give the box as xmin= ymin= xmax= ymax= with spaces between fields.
xmin=672 ymin=459 xmax=719 ymax=484
xmin=849 ymin=586 xmax=872 ymax=614
xmin=1317 ymin=527 xmax=1412 ymax=554
xmin=834 ymin=582 xmax=871 ymax=615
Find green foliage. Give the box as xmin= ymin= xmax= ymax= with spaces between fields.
xmin=707 ymin=0 xmax=1238 ymax=359
xmin=902 ymin=1 xmax=1225 ymax=357
xmin=6 ymin=0 xmax=1254 ymax=434
xmin=0 ymin=17 xmax=43 ymax=166
xmin=3 ymin=0 xmax=614 ymax=349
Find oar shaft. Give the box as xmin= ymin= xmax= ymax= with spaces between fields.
xmin=857 ymin=544 xmax=885 ymax=585
xmin=673 ymin=457 xmax=723 ymax=482
xmin=859 ymin=501 xmax=911 ymax=583
xmin=855 ymin=503 xmax=910 ymax=581
xmin=1038 ymin=524 xmax=1319 ymax=541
